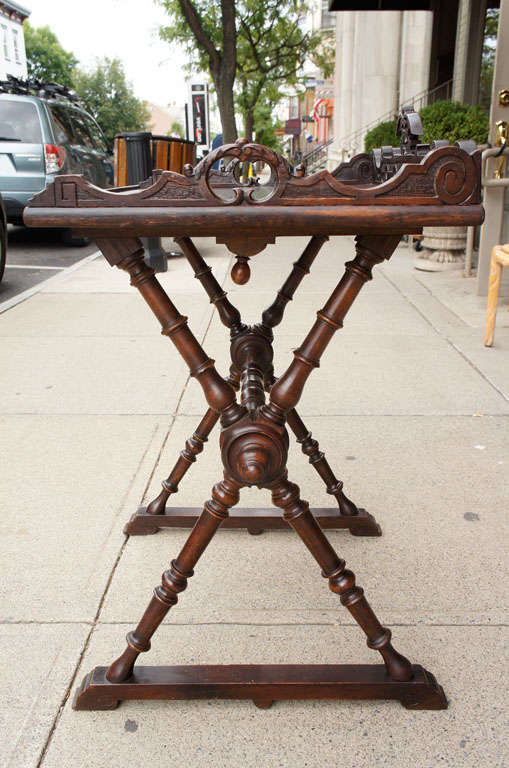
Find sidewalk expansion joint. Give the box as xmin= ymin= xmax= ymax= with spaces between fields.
xmin=380 ymin=268 xmax=509 ymax=404
xmin=35 ymin=260 xmax=224 ymax=766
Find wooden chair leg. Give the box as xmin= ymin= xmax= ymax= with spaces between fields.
xmin=484 ymin=247 xmax=503 ymax=347
xmin=269 ymin=474 xmax=413 ymax=682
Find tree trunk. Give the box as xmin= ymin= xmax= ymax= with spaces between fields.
xmin=215 ymin=79 xmax=238 ymax=144
xmin=216 ymin=0 xmax=237 ymax=144
xmin=176 ymin=0 xmax=237 ymax=145
xmin=244 ymin=110 xmax=254 ymax=142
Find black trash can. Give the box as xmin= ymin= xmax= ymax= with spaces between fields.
xmin=114 ymin=131 xmax=168 ymax=272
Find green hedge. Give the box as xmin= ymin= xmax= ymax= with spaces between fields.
xmin=364 ymin=121 xmax=399 ymax=151
xmin=364 ymin=100 xmax=489 ymax=151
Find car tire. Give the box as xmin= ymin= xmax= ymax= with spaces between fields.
xmin=61 ymin=229 xmax=91 ymax=247
xmin=0 ymin=217 xmax=6 ymax=283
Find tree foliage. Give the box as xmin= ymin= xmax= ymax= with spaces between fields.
xmin=158 ymin=0 xmax=333 ymax=143
xmin=74 ymin=58 xmax=150 ymax=146
xmin=234 ymin=0 xmax=333 ymax=141
xmin=170 ymin=120 xmax=185 ymax=137
xmin=23 ymin=24 xmax=149 ymax=145
xmin=363 ymin=120 xmax=399 ymax=151
xmin=24 ymin=21 xmax=78 ymax=88
xmin=159 ymin=0 xmax=237 ymax=142
xmin=480 ymin=8 xmax=499 ymax=110
xmin=419 ymin=100 xmax=489 ymax=144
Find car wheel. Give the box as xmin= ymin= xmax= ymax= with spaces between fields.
xmin=61 ymin=229 xmax=91 ymax=247
xmin=0 ymin=217 xmax=6 ymax=283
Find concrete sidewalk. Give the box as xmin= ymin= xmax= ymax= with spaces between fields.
xmin=1 ymin=237 xmax=507 ymax=768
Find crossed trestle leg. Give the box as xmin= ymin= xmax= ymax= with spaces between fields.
xmin=126 ymin=234 xmax=378 ymax=536
xmin=269 ymin=474 xmax=413 ymax=681
xmin=73 ymin=234 xmax=447 ymax=710
xmin=74 ymin=467 xmax=446 ymax=710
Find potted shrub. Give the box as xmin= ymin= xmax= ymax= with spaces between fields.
xmin=365 ymin=101 xmax=489 ymax=271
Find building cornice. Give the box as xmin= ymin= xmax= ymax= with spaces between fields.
xmin=0 ymin=0 xmax=31 ymax=22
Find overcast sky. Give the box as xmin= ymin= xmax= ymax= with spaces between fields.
xmin=27 ymin=0 xmax=194 ymax=109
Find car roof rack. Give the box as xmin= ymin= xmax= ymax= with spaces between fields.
xmin=0 ymin=75 xmax=81 ymax=103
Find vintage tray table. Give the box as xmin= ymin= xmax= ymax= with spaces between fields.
xmin=24 ymin=108 xmax=483 ymax=711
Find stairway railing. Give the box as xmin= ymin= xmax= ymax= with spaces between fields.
xmin=302 ymin=137 xmax=334 ymax=173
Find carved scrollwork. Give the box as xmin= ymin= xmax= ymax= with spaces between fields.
xmin=433 ymin=153 xmax=477 ymax=205
xmin=25 ymin=137 xmax=482 ymax=221
xmin=194 ymin=138 xmax=291 ymax=205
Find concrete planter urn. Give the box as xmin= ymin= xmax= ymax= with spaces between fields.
xmin=414 ymin=226 xmax=467 ymax=271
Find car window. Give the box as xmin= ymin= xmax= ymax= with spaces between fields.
xmin=0 ymin=100 xmax=42 ymax=142
xmin=82 ymin=114 xmax=108 ymax=153
xmin=70 ymin=109 xmax=108 ymax=153
xmin=49 ymin=104 xmax=74 ymax=144
xmin=68 ymin=110 xmax=94 ymax=148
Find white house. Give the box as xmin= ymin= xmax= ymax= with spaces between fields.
xmin=0 ymin=0 xmax=30 ymax=81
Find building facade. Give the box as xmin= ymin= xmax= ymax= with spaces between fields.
xmin=0 ymin=1 xmax=30 ymax=81
xmin=330 ymin=10 xmax=433 ymax=164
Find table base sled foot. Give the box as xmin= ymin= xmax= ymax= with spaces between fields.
xmin=124 ymin=507 xmax=382 ymax=537
xmin=73 ymin=670 xmax=120 ymax=710
xmin=72 ymin=664 xmax=447 ymax=711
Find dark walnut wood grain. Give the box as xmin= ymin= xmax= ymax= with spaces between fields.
xmin=25 ymin=130 xmax=481 ymax=712
xmin=24 ymin=138 xmax=483 ymax=244
xmin=74 ymin=664 xmax=447 ymax=711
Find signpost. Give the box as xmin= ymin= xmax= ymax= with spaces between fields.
xmin=188 ymin=83 xmax=210 ymax=151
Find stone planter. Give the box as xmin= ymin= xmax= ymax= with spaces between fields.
xmin=414 ymin=226 xmax=467 ymax=271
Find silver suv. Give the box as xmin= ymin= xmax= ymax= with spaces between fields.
xmin=0 ymin=80 xmax=113 ymax=226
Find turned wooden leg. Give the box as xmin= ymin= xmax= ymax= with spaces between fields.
xmin=286 ymin=409 xmax=359 ymax=517
xmin=265 ymin=235 xmax=401 ymax=421
xmin=484 ymin=246 xmax=503 ymax=347
xmin=269 ymin=475 xmax=413 ymax=682
xmin=95 ymin=238 xmax=244 ymax=428
xmin=107 ymin=474 xmax=242 ymax=683
xmin=175 ymin=236 xmax=245 ymax=335
xmin=144 ymin=408 xmax=220 ymax=517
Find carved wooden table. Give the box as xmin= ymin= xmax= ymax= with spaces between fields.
xmin=25 ymin=119 xmax=483 ymax=711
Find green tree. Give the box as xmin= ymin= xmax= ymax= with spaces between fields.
xmin=24 ymin=22 xmax=78 ymax=88
xmin=74 ymin=58 xmax=150 ymax=146
xmin=159 ymin=0 xmax=237 ymax=142
xmin=235 ymin=0 xmax=333 ymax=141
xmin=158 ymin=0 xmax=333 ymax=144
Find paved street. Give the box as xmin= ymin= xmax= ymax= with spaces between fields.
xmin=0 ymin=225 xmax=97 ymax=307
xmin=0 ymin=237 xmax=508 ymax=768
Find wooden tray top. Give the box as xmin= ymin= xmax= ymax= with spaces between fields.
xmin=23 ymin=136 xmax=483 ymax=240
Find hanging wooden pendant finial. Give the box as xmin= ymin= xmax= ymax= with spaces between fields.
xmin=231 ymin=256 xmax=251 ymax=284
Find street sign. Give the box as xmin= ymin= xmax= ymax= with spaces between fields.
xmin=189 ymin=83 xmax=210 ymax=148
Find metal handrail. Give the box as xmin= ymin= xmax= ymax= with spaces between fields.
xmin=481 ymin=146 xmax=509 ymax=187
xmin=465 ymin=146 xmax=509 ymax=276
xmin=303 ymin=137 xmax=334 ymax=162
xmin=302 ymin=138 xmax=334 ymax=173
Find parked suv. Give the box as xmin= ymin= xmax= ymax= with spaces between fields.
xmin=0 ymin=78 xmax=113 ymax=228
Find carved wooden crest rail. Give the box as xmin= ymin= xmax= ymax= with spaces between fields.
xmin=24 ymin=123 xmax=483 ymax=712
